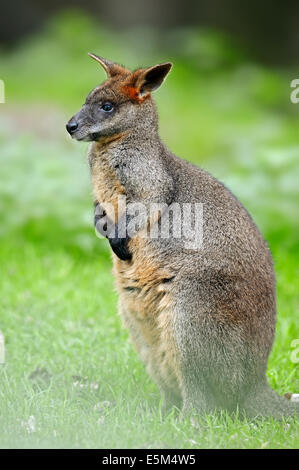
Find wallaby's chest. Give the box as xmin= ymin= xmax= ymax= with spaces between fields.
xmin=88 ymin=145 xmax=180 ymax=391
xmin=88 ymin=145 xmax=125 ymax=220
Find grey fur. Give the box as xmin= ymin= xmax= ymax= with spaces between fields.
xmin=67 ymin=57 xmax=297 ymax=420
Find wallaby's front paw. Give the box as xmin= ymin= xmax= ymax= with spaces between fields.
xmin=94 ymin=201 xmax=109 ymax=237
xmin=94 ymin=202 xmax=132 ymax=262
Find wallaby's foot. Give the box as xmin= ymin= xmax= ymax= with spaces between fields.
xmin=180 ymin=377 xmax=219 ymax=417
xmin=181 ymin=392 xmax=220 ymax=418
xmin=94 ymin=201 xmax=132 ymax=261
xmin=180 ymin=375 xmax=298 ymax=421
xmin=161 ymin=390 xmax=182 ymax=415
xmin=242 ymin=382 xmax=298 ymax=420
xmin=181 ymin=388 xmax=298 ymax=421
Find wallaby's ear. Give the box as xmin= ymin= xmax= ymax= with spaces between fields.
xmin=134 ymin=62 xmax=173 ymax=97
xmin=88 ymin=53 xmax=128 ymax=78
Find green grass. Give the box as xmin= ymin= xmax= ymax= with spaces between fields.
xmin=0 ymin=235 xmax=298 ymax=448
xmin=0 ymin=10 xmax=298 ymax=448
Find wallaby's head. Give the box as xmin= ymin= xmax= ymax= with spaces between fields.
xmin=66 ymin=54 xmax=172 ymax=142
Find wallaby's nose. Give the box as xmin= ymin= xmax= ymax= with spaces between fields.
xmin=66 ymin=119 xmax=78 ymax=135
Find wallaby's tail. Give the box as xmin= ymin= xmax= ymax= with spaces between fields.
xmin=242 ymin=381 xmax=298 ymax=420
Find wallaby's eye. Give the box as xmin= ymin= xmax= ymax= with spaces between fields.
xmin=101 ymin=102 xmax=114 ymax=112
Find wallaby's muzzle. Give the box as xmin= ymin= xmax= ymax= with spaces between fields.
xmin=66 ymin=108 xmax=95 ymax=141
xmin=66 ymin=118 xmax=78 ymax=135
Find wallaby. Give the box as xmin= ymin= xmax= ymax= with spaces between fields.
xmin=66 ymin=54 xmax=297 ymax=419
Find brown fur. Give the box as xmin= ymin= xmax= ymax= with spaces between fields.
xmin=67 ymin=55 xmax=298 ymax=419
xmin=93 ymin=153 xmax=180 ymax=397
xmin=89 ymin=137 xmax=127 ymax=219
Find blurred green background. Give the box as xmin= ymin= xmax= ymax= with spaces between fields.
xmin=0 ymin=4 xmax=298 ymax=449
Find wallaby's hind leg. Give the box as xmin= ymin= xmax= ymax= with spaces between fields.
xmin=160 ymin=386 xmax=182 ymax=413
xmin=119 ymin=301 xmax=182 ymax=412
xmin=172 ymin=279 xmax=279 ymax=417
xmin=173 ymin=299 xmax=246 ymax=415
xmin=177 ymin=361 xmax=219 ymax=415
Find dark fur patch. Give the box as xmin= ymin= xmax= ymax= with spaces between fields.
xmin=94 ymin=202 xmax=132 ymax=261
xmin=162 ymin=276 xmax=175 ymax=283
xmin=108 ymin=235 xmax=132 ymax=261
xmin=123 ymin=286 xmax=141 ymax=293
